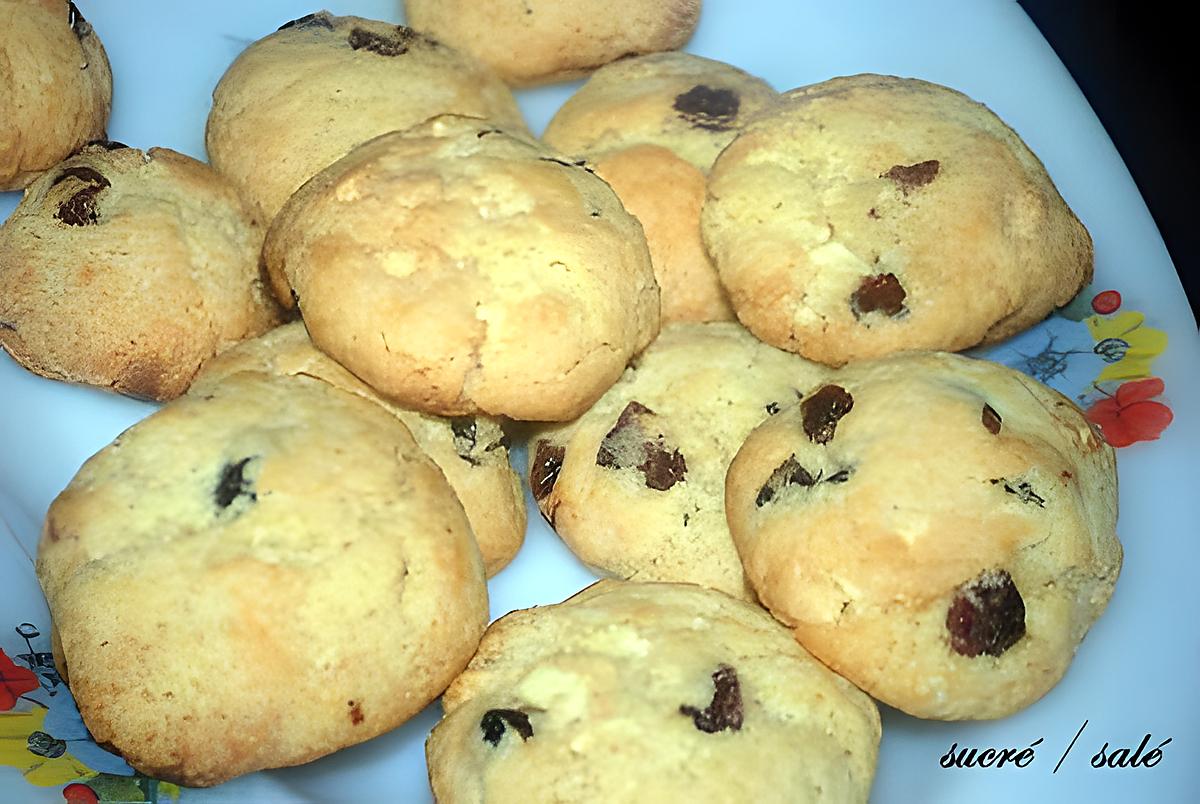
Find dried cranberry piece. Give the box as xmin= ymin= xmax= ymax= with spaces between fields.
xmin=946 ymin=569 xmax=1026 ymax=657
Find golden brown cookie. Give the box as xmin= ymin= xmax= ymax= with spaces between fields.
xmin=404 ymin=0 xmax=701 ymax=86
xmin=0 ymin=0 xmax=112 ymax=189
xmin=192 ymin=322 xmax=526 ymax=576
xmin=38 ymin=371 xmax=489 ymax=786
xmin=702 ymin=74 xmax=1092 ymax=367
xmin=0 ymin=143 xmax=281 ymax=400
xmin=206 ymin=11 xmax=526 ymax=226
xmin=427 ymin=581 xmax=880 ymax=803
xmin=724 ymin=351 xmax=1122 ymax=719
xmin=264 ymin=115 xmax=660 ymax=421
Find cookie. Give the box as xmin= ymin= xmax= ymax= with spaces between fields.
xmin=404 ymin=0 xmax=701 ymax=87
xmin=206 ymin=12 xmax=526 ymax=227
xmin=0 ymin=143 xmax=281 ymax=401
xmin=37 ymin=371 xmax=489 ymax=785
xmin=0 ymin=0 xmax=112 ymax=189
xmin=527 ymin=322 xmax=827 ymax=599
xmin=724 ymin=351 xmax=1122 ymax=719
xmin=192 ymin=322 xmax=526 ymax=576
xmin=427 ymin=580 xmax=880 ymax=803
xmin=591 ymin=146 xmax=733 ymax=324
xmin=702 ymin=74 xmax=1093 ymax=367
xmin=542 ymin=52 xmax=779 ymax=171
xmin=264 ymin=115 xmax=660 ymax=421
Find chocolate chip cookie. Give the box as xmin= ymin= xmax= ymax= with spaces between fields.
xmin=0 ymin=0 xmax=112 ymax=189
xmin=404 ymin=0 xmax=701 ymax=86
xmin=543 ymin=52 xmax=779 ymax=172
xmin=527 ymin=322 xmax=828 ymax=599
xmin=192 ymin=322 xmax=526 ymax=576
xmin=264 ymin=115 xmax=660 ymax=421
xmin=206 ymin=11 xmax=526 ymax=226
xmin=38 ymin=371 xmax=489 ymax=785
xmin=0 ymin=143 xmax=281 ymax=400
xmin=724 ymin=351 xmax=1122 ymax=719
xmin=426 ymin=580 xmax=880 ymax=802
xmin=702 ymin=74 xmax=1093 ymax=366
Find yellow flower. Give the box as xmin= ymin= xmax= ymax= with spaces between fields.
xmin=1086 ymin=311 xmax=1168 ymax=382
xmin=0 ymin=707 xmax=95 ymax=786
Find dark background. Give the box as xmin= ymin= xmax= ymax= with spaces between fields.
xmin=1020 ymin=1 xmax=1196 ymax=322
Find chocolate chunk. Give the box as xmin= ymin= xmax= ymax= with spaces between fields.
xmin=348 ymin=701 xmax=364 ymax=725
xmin=981 ymin=404 xmax=1002 ymax=435
xmin=881 ymin=160 xmax=940 ymax=193
xmin=765 ymin=402 xmax=781 ymax=415
xmin=0 ymin=320 xmax=16 ymax=331
xmin=348 ymin=26 xmax=418 ymax=56
xmin=450 ymin=417 xmax=479 ymax=464
xmin=755 ymin=455 xmax=816 ymax=507
xmin=67 ymin=2 xmax=91 ymax=38
xmin=800 ymin=385 xmax=854 ymax=445
xmin=214 ymin=457 xmax=257 ymax=509
xmin=946 ymin=569 xmax=1026 ymax=657
xmin=1004 ymin=481 xmax=1044 ymax=507
xmin=538 ymin=156 xmax=597 ymax=175
xmin=596 ymin=402 xmax=687 ymax=491
xmin=480 ymin=709 xmax=533 ymax=747
xmin=679 ymin=665 xmax=743 ymax=733
xmin=51 ymin=166 xmax=109 ymax=188
xmin=530 ymin=441 xmax=565 ymax=503
xmin=55 ymin=185 xmax=106 ymax=226
xmin=825 ymin=468 xmax=853 ymax=484
xmin=673 ymin=85 xmax=740 ymax=131
xmin=86 ymin=139 xmax=129 ymax=151
xmin=278 ymin=12 xmax=335 ymax=31
xmin=850 ymin=273 xmax=907 ymax=318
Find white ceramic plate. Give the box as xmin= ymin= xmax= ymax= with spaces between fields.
xmin=3 ymin=1 xmax=1198 ymax=802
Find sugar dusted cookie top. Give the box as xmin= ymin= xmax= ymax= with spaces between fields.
xmin=725 ymin=351 xmax=1122 ymax=719
xmin=264 ymin=115 xmax=660 ymax=421
xmin=427 ymin=580 xmax=880 ymax=803
xmin=702 ymin=74 xmax=1092 ymax=366
xmin=206 ymin=11 xmax=526 ymax=226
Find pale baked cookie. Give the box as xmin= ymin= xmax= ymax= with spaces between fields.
xmin=0 ymin=143 xmax=281 ymax=401
xmin=206 ymin=11 xmax=526 ymax=227
xmin=427 ymin=581 xmax=880 ymax=803
xmin=37 ymin=371 xmax=489 ymax=786
xmin=192 ymin=322 xmax=526 ymax=576
xmin=543 ymin=52 xmax=779 ymax=172
xmin=264 ymin=115 xmax=660 ymax=421
xmin=702 ymin=74 xmax=1093 ymax=367
xmin=404 ymin=0 xmax=701 ymax=87
xmin=0 ymin=0 xmax=112 ymax=189
xmin=592 ymin=146 xmax=733 ymax=324
xmin=724 ymin=351 xmax=1122 ymax=720
xmin=527 ymin=323 xmax=827 ymax=599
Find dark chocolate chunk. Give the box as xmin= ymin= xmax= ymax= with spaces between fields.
xmin=679 ymin=665 xmax=743 ymax=733
xmin=800 ymin=385 xmax=854 ymax=445
xmin=214 ymin=457 xmax=257 ymax=509
xmin=480 ymin=709 xmax=533 ymax=747
xmin=850 ymin=273 xmax=907 ymax=318
xmin=55 ymin=185 xmax=106 ymax=226
xmin=530 ymin=441 xmax=565 ymax=502
xmin=538 ymin=156 xmax=597 ymax=175
xmin=946 ymin=569 xmax=1026 ymax=657
xmin=348 ymin=26 xmax=419 ymax=56
xmin=825 ymin=468 xmax=853 ymax=484
xmin=450 ymin=417 xmax=479 ymax=464
xmin=51 ymin=166 xmax=109 ymax=188
xmin=1004 ymin=481 xmax=1044 ymax=507
xmin=86 ymin=139 xmax=129 ymax=151
xmin=765 ymin=402 xmax=781 ymax=415
xmin=278 ymin=12 xmax=335 ymax=31
xmin=881 ymin=160 xmax=940 ymax=193
xmin=981 ymin=404 xmax=1002 ymax=435
xmin=673 ymin=85 xmax=740 ymax=131
xmin=755 ymin=455 xmax=816 ymax=507
xmin=67 ymin=1 xmax=91 ymax=38
xmin=596 ymin=402 xmax=687 ymax=491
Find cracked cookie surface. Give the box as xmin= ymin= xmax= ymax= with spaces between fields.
xmin=427 ymin=580 xmax=880 ymax=803
xmin=724 ymin=351 xmax=1122 ymax=719
xmin=527 ymin=322 xmax=828 ymax=599
xmin=264 ymin=115 xmax=659 ymax=421
xmin=37 ymin=371 xmax=488 ymax=786
xmin=701 ymin=74 xmax=1093 ymax=367
xmin=206 ymin=11 xmax=526 ymax=227
xmin=0 ymin=143 xmax=281 ymax=400
xmin=192 ymin=322 xmax=526 ymax=575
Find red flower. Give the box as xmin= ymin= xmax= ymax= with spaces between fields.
xmin=0 ymin=648 xmax=40 ymax=710
xmin=63 ymin=783 xmax=99 ymax=804
xmin=1086 ymin=377 xmax=1174 ymax=448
